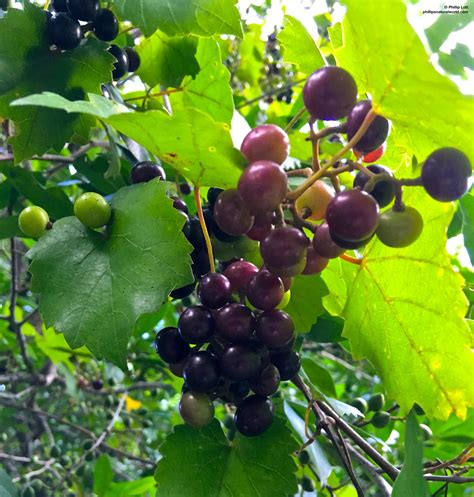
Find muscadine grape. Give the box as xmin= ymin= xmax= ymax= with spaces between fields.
xmin=312 ymin=222 xmax=345 ymax=259
xmin=192 ymin=248 xmax=211 ymax=278
xmin=125 ymin=48 xmax=141 ymax=72
xmin=256 ymin=310 xmax=295 ymax=349
xmin=330 ymin=231 xmax=373 ymax=250
xmin=183 ymin=216 xmax=206 ymax=249
xmin=207 ymin=187 xmax=224 ymax=207
xmin=421 ymin=147 xmax=471 ymax=201
xmin=326 ymin=190 xmax=379 ymax=242
xmin=368 ymin=393 xmax=385 ymax=411
xmin=281 ymin=277 xmax=293 ymax=291
xmin=302 ymin=246 xmax=329 ymax=275
xmin=347 ymin=100 xmax=390 ymax=153
xmin=109 ymin=45 xmax=129 ymax=80
xmin=371 ymin=411 xmax=391 ymax=428
xmin=355 ymin=145 xmax=385 ymax=163
xmin=203 ymin=206 xmax=240 ymax=243
xmin=223 ymin=381 xmax=251 ymax=404
xmin=266 ymin=258 xmax=307 ymax=278
xmin=270 ymin=350 xmax=301 ymax=380
xmin=260 ymin=226 xmax=309 ymax=272
xmin=154 ymin=327 xmax=190 ymax=364
xmin=179 ymin=391 xmax=214 ymax=428
xmin=234 ymin=395 xmax=274 ymax=436
xmin=247 ymin=270 xmax=284 ymax=311
xmin=172 ymin=197 xmax=188 ymax=215
xmin=67 ymin=0 xmax=99 ymax=21
xmin=215 ymin=304 xmax=255 ymax=343
xmin=178 ymin=306 xmax=214 ymax=344
xmin=303 ymin=66 xmax=358 ymax=120
xmin=351 ymin=397 xmax=368 ymax=414
xmin=276 ymin=290 xmax=291 ymax=310
xmin=183 ymin=351 xmax=220 ymax=392
xmin=246 ymin=211 xmax=274 ymax=241
xmin=221 ymin=345 xmax=261 ymax=381
xmin=249 ymin=364 xmax=280 ymax=397
xmin=237 ymin=161 xmax=288 ymax=214
xmin=214 ymin=189 xmax=254 ymax=236
xmin=198 ymin=273 xmax=232 ymax=309
xmin=74 ymin=192 xmax=111 ymax=229
xmin=353 ymin=164 xmax=395 ymax=208
xmin=224 ymin=260 xmax=259 ymax=292
xmin=46 ymin=13 xmax=82 ymax=50
xmin=93 ymin=8 xmax=119 ymax=41
xmin=240 ymin=125 xmax=290 ymax=165
xmin=131 ymin=161 xmax=166 ymax=183
xmin=376 ymin=206 xmax=423 ymax=247
xmin=52 ymin=0 xmax=68 ymax=12
xmin=295 ymin=181 xmax=334 ymax=221
xmin=18 ymin=206 xmax=49 ymax=238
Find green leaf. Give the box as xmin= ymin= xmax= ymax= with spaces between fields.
xmin=0 ymin=468 xmax=18 ymax=497
xmin=105 ymin=477 xmax=156 ymax=497
xmin=136 ymin=31 xmax=200 ymax=89
xmin=285 ymin=275 xmax=328 ymax=333
xmin=94 ymin=454 xmax=114 ymax=497
xmin=154 ymin=419 xmax=298 ymax=497
xmin=460 ymin=191 xmax=474 ymax=264
xmin=27 ymin=181 xmax=194 ymax=368
xmin=0 ymin=216 xmax=21 ymax=239
xmin=438 ymin=43 xmax=474 ymax=78
xmin=279 ymin=15 xmax=326 ymax=76
xmin=392 ymin=412 xmax=430 ymax=497
xmin=106 ymin=108 xmax=245 ymax=188
xmin=340 ymin=189 xmax=474 ymax=420
xmin=333 ymin=0 xmax=474 ymax=164
xmin=302 ymin=357 xmax=337 ymax=397
xmin=306 ymin=313 xmax=344 ymax=343
xmin=424 ymin=14 xmax=472 ymax=52
xmin=0 ymin=5 xmax=113 ymax=162
xmin=114 ymin=0 xmax=243 ymax=38
xmin=74 ymin=156 xmax=128 ymax=196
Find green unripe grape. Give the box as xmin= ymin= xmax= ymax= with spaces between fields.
xmin=18 ymin=206 xmax=49 ymax=238
xmin=76 ymin=465 xmax=85 ymax=477
xmin=351 ymin=397 xmax=368 ymax=414
xmin=420 ymin=423 xmax=433 ymax=441
xmin=82 ymin=440 xmax=93 ymax=451
xmin=85 ymin=452 xmax=95 ymax=462
xmin=371 ymin=411 xmax=391 ymax=428
xmin=22 ymin=487 xmax=35 ymax=497
xmin=368 ymin=392 xmax=385 ymax=411
xmin=59 ymin=455 xmax=71 ymax=466
xmin=301 ymin=476 xmax=315 ymax=492
xmin=376 ymin=206 xmax=423 ymax=248
xmin=74 ymin=192 xmax=111 ymax=229
xmin=276 ymin=290 xmax=291 ymax=310
xmin=50 ymin=445 xmax=61 ymax=458
xmin=31 ymin=481 xmax=44 ymax=492
xmin=179 ymin=391 xmax=215 ymax=428
xmin=298 ymin=450 xmax=310 ymax=465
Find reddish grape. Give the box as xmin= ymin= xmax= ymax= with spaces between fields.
xmin=256 ymin=310 xmax=295 ymax=349
xmin=215 ymin=304 xmax=255 ymax=343
xmin=353 ymin=164 xmax=396 ymax=208
xmin=247 ymin=270 xmax=284 ymax=311
xmin=247 ymin=212 xmax=275 ymax=241
xmin=302 ymin=246 xmax=329 ymax=275
xmin=260 ymin=226 xmax=309 ymax=272
xmin=220 ymin=345 xmax=261 ymax=381
xmin=234 ymin=395 xmax=274 ymax=436
xmin=198 ymin=273 xmax=232 ymax=309
xmin=355 ymin=145 xmax=385 ymax=163
xmin=178 ymin=306 xmax=214 ymax=344
xmin=183 ymin=351 xmax=220 ymax=392
xmin=214 ymin=189 xmax=254 ymax=236
xmin=313 ymin=222 xmax=345 ymax=259
xmin=224 ymin=260 xmax=259 ymax=293
xmin=154 ymin=327 xmax=190 ymax=364
xmin=237 ymin=161 xmax=288 ymax=214
xmin=240 ymin=124 xmax=290 ymax=165
xmin=249 ymin=364 xmax=280 ymax=397
xmin=326 ymin=190 xmax=380 ymax=242
xmin=346 ymin=100 xmax=390 ymax=153
xmin=303 ymin=66 xmax=358 ymax=120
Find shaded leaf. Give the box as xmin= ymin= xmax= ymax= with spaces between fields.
xmin=302 ymin=357 xmax=337 ymax=397
xmin=0 ymin=468 xmax=18 ymax=497
xmin=94 ymin=454 xmax=114 ymax=497
xmin=460 ymin=191 xmax=474 ymax=264
xmin=0 ymin=216 xmax=21 ymax=239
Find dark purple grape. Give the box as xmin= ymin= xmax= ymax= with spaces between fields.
xmin=421 ymin=148 xmax=471 ymax=202
xmin=183 ymin=351 xmax=220 ymax=392
xmin=353 ymin=164 xmax=396 ymax=208
xmin=270 ymin=351 xmax=301 ymax=380
xmin=203 ymin=206 xmax=240 ymax=243
xmin=169 ymin=362 xmax=185 ymax=377
xmin=234 ymin=395 xmax=274 ymax=436
xmin=247 ymin=270 xmax=284 ymax=311
xmin=184 ymin=216 xmax=206 ymax=249
xmin=178 ymin=306 xmax=214 ymax=344
xmin=67 ymin=0 xmax=99 ymax=21
xmin=246 ymin=212 xmax=274 ymax=241
xmin=237 ymin=161 xmax=288 ymax=214
xmin=172 ymin=196 xmax=189 ymax=215
xmin=125 ymin=47 xmax=141 ymax=72
xmin=266 ymin=259 xmax=307 ymax=278
xmin=109 ymin=44 xmax=129 ymax=80
xmin=130 ymin=161 xmax=165 ymax=183
xmin=313 ymin=222 xmax=345 ymax=259
xmin=224 ymin=381 xmax=251 ymax=404
xmin=92 ymin=8 xmax=119 ymax=41
xmin=240 ymin=125 xmax=290 ymax=165
xmin=329 ymin=231 xmax=373 ymax=250
xmin=179 ymin=391 xmax=214 ymax=428
xmin=154 ymin=327 xmax=190 ymax=363
xmin=198 ymin=273 xmax=232 ymax=309
xmin=46 ymin=13 xmax=82 ymax=50
xmin=302 ymin=246 xmax=329 ymax=275
xmin=215 ymin=304 xmax=255 ymax=343
xmin=221 ymin=346 xmax=261 ymax=381
xmin=52 ymin=0 xmax=68 ymax=12
xmin=256 ymin=310 xmax=294 ymax=349
xmin=180 ymin=183 xmax=192 ymax=195
xmin=214 ymin=189 xmax=254 ymax=236
xmin=347 ymin=100 xmax=390 ymax=153
xmin=92 ymin=379 xmax=103 ymax=390
xmin=326 ymin=190 xmax=379 ymax=242
xmin=260 ymin=226 xmax=309 ymax=272
xmin=249 ymin=364 xmax=280 ymax=397
xmin=191 ymin=249 xmax=211 ymax=278
xmin=281 ymin=277 xmax=293 ymax=292
xmin=303 ymin=66 xmax=357 ymax=120
xmin=223 ymin=260 xmax=259 ymax=293
xmin=207 ymin=188 xmax=224 ymax=207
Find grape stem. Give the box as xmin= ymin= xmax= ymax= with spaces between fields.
xmin=287 ymin=111 xmax=377 ymax=200
xmin=194 ymin=187 xmax=216 ymax=273
xmin=309 ymin=123 xmax=321 ymax=172
xmin=124 ymin=88 xmax=184 ymax=103
xmin=286 ymin=168 xmax=313 ymax=178
xmin=284 ymin=107 xmax=307 ymax=133
xmin=305 ymin=123 xmax=347 ymax=142
xmin=340 ymin=254 xmax=363 ymax=265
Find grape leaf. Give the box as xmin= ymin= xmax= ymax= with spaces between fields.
xmin=154 ymin=419 xmax=298 ymax=497
xmin=27 ymin=181 xmax=194 ymax=368
xmin=0 ymin=4 xmax=113 ymax=162
xmin=340 ymin=189 xmax=474 ymax=420
xmin=302 ymin=357 xmax=337 ymax=397
xmin=278 ymin=15 xmax=326 ymax=76
xmin=285 ymin=275 xmax=328 ymax=333
xmin=136 ymin=31 xmax=200 ymax=89
xmin=114 ymin=0 xmax=242 ymax=38
xmin=0 ymin=468 xmax=18 ymax=497
xmin=0 ymin=216 xmax=21 ymax=239
xmin=392 ymin=412 xmax=430 ymax=497
xmin=105 ymin=108 xmax=245 ymax=188
xmin=460 ymin=192 xmax=474 ymax=264
xmin=333 ymin=0 xmax=474 ymax=164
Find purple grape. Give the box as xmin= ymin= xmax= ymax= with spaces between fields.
xmin=215 ymin=304 xmax=255 ymax=343
xmin=256 ymin=310 xmax=295 ymax=349
xmin=178 ymin=306 xmax=214 ymax=344
xmin=198 ymin=273 xmax=232 ymax=309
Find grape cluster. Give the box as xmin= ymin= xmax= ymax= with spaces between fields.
xmin=46 ymin=0 xmax=140 ymax=80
